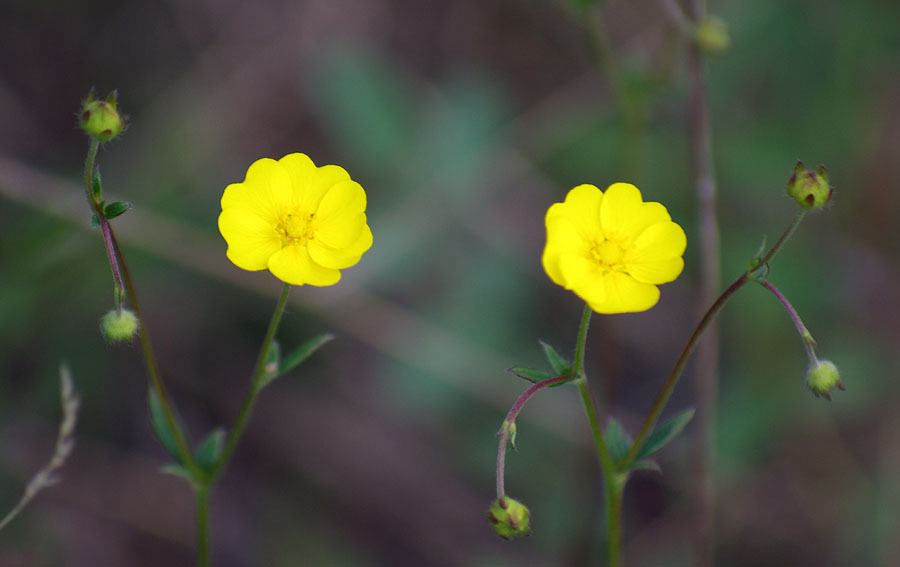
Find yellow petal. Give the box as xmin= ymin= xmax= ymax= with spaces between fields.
xmin=309 ymin=224 xmax=373 ymax=269
xmin=221 ymin=158 xmax=292 ymax=224
xmin=584 ymin=271 xmax=660 ymax=314
xmin=552 ymin=184 xmax=604 ymax=241
xmin=600 ymin=183 xmax=672 ymax=244
xmin=315 ymin=180 xmax=368 ymax=247
xmin=279 ymin=153 xmax=351 ymax=212
xmin=218 ymin=209 xmax=282 ymax=270
xmin=268 ymin=245 xmax=341 ymax=286
xmin=625 ymin=221 xmax=687 ymax=284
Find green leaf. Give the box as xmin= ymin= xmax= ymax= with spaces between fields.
xmin=92 ymin=170 xmax=103 ymax=201
xmin=635 ymin=408 xmax=695 ymax=460
xmin=277 ymin=333 xmax=335 ymax=376
xmin=622 ymin=459 xmax=661 ymax=474
xmin=148 ymin=388 xmax=186 ymax=465
xmin=506 ymin=367 xmax=555 ymax=383
xmin=103 ymin=201 xmax=131 ymax=219
xmin=160 ymin=463 xmax=193 ymax=482
xmin=539 ymin=340 xmax=572 ymax=375
xmin=194 ymin=428 xmax=226 ymax=473
xmin=90 ymin=213 xmax=100 ymax=227
xmin=605 ymin=418 xmax=633 ymax=465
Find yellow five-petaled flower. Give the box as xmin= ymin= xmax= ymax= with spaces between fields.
xmin=542 ymin=183 xmax=686 ymax=314
xmin=218 ymin=153 xmax=373 ymax=286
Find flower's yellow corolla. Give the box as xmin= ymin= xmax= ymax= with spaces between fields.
xmin=542 ymin=183 xmax=686 ymax=314
xmin=218 ymin=153 xmax=373 ymax=286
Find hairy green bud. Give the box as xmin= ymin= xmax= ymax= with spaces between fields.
xmin=80 ymin=91 xmax=125 ymax=142
xmin=100 ymin=308 xmax=139 ymax=344
xmin=694 ymin=16 xmax=730 ymax=54
xmin=787 ymin=161 xmax=832 ymax=210
xmin=487 ymin=496 xmax=531 ymax=539
xmin=806 ymin=360 xmax=844 ymax=401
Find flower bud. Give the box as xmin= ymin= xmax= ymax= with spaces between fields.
xmin=100 ymin=308 xmax=139 ymax=343
xmin=80 ymin=91 xmax=125 ymax=142
xmin=694 ymin=17 xmax=730 ymax=54
xmin=787 ymin=161 xmax=832 ymax=210
xmin=805 ymin=359 xmax=844 ymax=401
xmin=487 ymin=496 xmax=531 ymax=539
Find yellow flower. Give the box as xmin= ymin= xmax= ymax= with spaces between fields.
xmin=218 ymin=153 xmax=373 ymax=286
xmin=542 ymin=183 xmax=686 ymax=314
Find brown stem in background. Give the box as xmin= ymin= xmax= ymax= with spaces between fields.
xmin=686 ymin=0 xmax=719 ymax=565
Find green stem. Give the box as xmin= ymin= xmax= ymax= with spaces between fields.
xmin=571 ymin=304 xmax=620 ymax=565
xmin=621 ymin=211 xmax=807 ymax=467
xmin=82 ymin=141 xmax=196 ymax=473
xmin=196 ymin=484 xmax=210 ymax=567
xmin=209 ymin=283 xmax=292 ymax=481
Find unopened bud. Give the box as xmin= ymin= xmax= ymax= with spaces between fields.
xmin=100 ymin=308 xmax=139 ymax=343
xmin=80 ymin=91 xmax=125 ymax=142
xmin=487 ymin=496 xmax=531 ymax=539
xmin=787 ymin=161 xmax=832 ymax=210
xmin=694 ymin=17 xmax=730 ymax=54
xmin=806 ymin=359 xmax=844 ymax=401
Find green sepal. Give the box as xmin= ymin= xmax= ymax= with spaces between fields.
xmin=256 ymin=339 xmax=281 ymax=388
xmin=160 ymin=462 xmax=194 ymax=483
xmin=604 ymin=417 xmax=633 ymax=465
xmin=277 ymin=333 xmax=335 ymax=376
xmin=634 ymin=407 xmax=695 ymax=461
xmin=103 ymin=201 xmax=131 ymax=219
xmin=92 ymin=170 xmax=103 ymax=201
xmin=539 ymin=340 xmax=573 ymax=375
xmin=148 ymin=387 xmax=187 ymax=465
xmin=621 ymin=459 xmax=661 ymax=474
xmin=506 ymin=367 xmax=555 ymax=384
xmin=194 ymin=427 xmax=226 ymax=474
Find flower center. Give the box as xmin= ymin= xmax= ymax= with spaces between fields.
xmin=277 ymin=211 xmax=316 ymax=246
xmin=591 ymin=238 xmax=628 ymax=274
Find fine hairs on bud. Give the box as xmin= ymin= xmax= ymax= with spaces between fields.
xmin=100 ymin=308 xmax=140 ymax=344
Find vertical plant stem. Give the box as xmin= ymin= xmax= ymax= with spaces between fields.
xmin=572 ymin=304 xmax=620 ymax=565
xmin=196 ymin=484 xmax=210 ymax=567
xmin=686 ymin=0 xmax=719 ymax=563
xmin=210 ymin=283 xmax=292 ymax=480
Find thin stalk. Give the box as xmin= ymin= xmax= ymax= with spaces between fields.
xmin=82 ymin=142 xmax=196 ymax=472
xmin=495 ymin=372 xmax=574 ymax=498
xmin=758 ymin=279 xmax=817 ymax=364
xmin=196 ymin=484 xmax=210 ymax=567
xmin=209 ymin=283 xmax=292 ymax=480
xmin=621 ymin=211 xmax=807 ymax=467
xmin=686 ymin=0 xmax=720 ymax=562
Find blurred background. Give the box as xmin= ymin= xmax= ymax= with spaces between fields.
xmin=1 ymin=0 xmax=899 ymax=565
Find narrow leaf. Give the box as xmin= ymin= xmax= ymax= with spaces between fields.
xmin=194 ymin=428 xmax=226 ymax=473
xmin=90 ymin=213 xmax=100 ymax=227
xmin=539 ymin=341 xmax=572 ymax=375
xmin=604 ymin=418 xmax=633 ymax=465
xmin=92 ymin=170 xmax=103 ymax=201
xmin=277 ymin=333 xmax=335 ymax=377
xmin=160 ymin=463 xmax=194 ymax=483
xmin=635 ymin=407 xmax=695 ymax=460
xmin=148 ymin=388 xmax=185 ymax=464
xmin=622 ymin=459 xmax=661 ymax=474
xmin=506 ymin=367 xmax=555 ymax=383
xmin=103 ymin=201 xmax=131 ymax=219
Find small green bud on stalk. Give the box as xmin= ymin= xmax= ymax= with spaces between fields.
xmin=100 ymin=308 xmax=139 ymax=344
xmin=806 ymin=360 xmax=844 ymax=401
xmin=80 ymin=91 xmax=125 ymax=142
xmin=487 ymin=496 xmax=531 ymax=539
xmin=694 ymin=16 xmax=730 ymax=54
xmin=787 ymin=161 xmax=833 ymax=210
